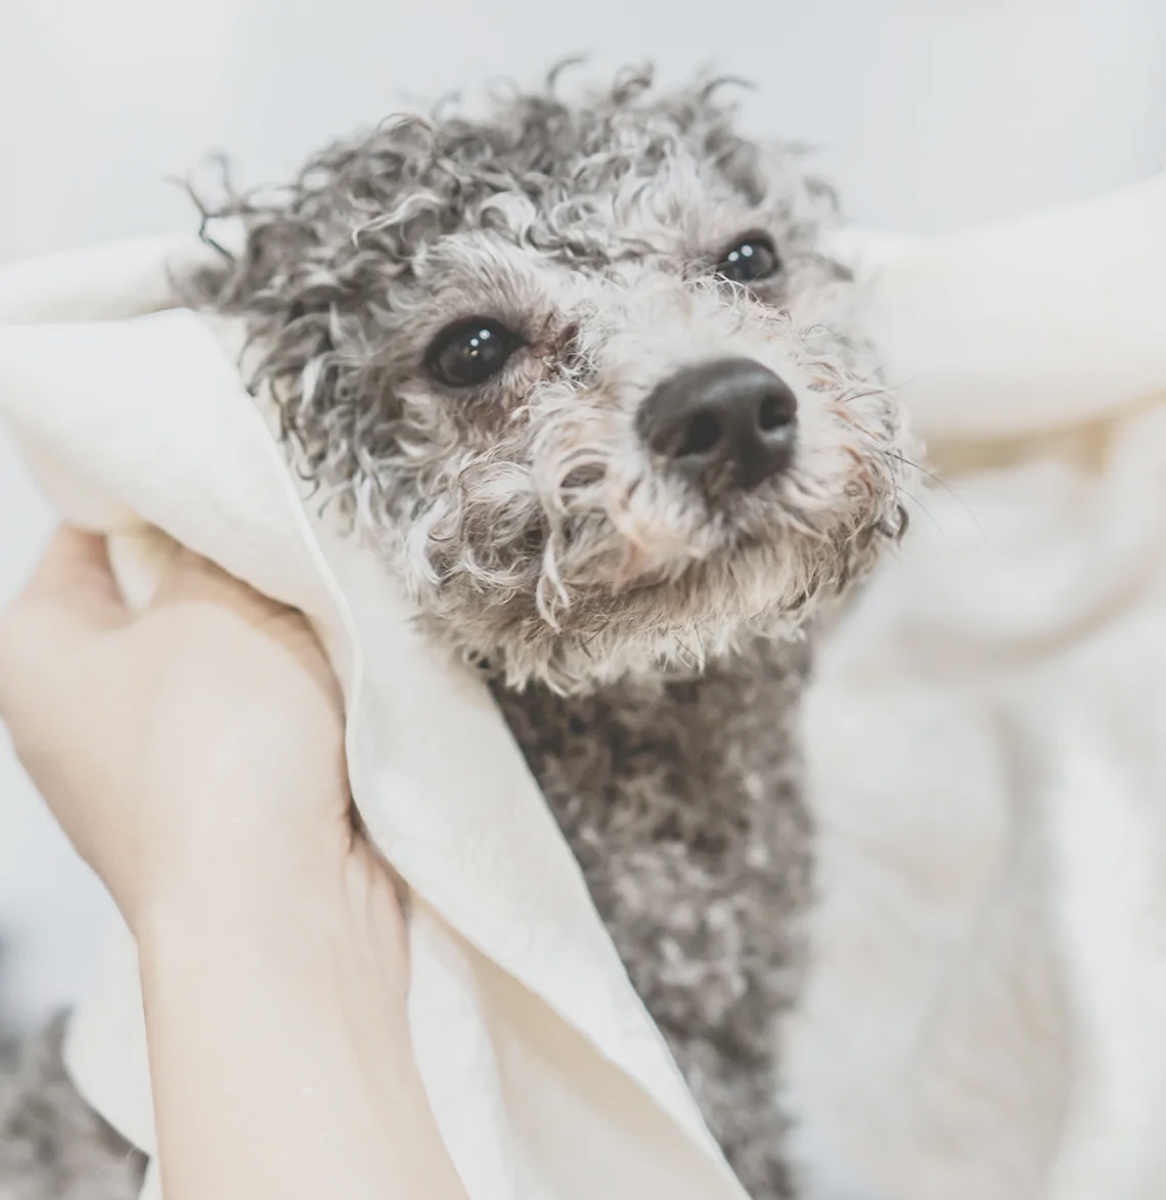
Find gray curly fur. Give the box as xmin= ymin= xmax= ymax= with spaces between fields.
xmin=0 ymin=1018 xmax=145 ymax=1200
xmin=492 ymin=636 xmax=812 ymax=1196
xmin=1 ymin=65 xmax=912 ymax=1199
xmin=194 ymin=63 xmax=907 ymax=692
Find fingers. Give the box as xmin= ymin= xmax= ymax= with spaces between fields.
xmin=6 ymin=526 xmax=127 ymax=629
xmin=0 ymin=526 xmax=128 ymax=723
xmin=150 ymin=546 xmax=297 ymax=629
xmin=10 ymin=528 xmax=303 ymax=641
xmin=149 ymin=544 xmax=230 ymax=602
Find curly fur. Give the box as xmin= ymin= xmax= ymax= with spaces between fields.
xmin=195 ymin=63 xmax=908 ymax=692
xmin=493 ymin=635 xmax=812 ymax=1196
xmin=0 ymin=1018 xmax=145 ymax=1200
xmin=1 ymin=66 xmax=913 ymax=1200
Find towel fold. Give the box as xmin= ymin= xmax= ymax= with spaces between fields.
xmin=793 ymin=175 xmax=1166 ymax=1200
xmin=0 ymin=238 xmax=741 ymax=1200
xmin=2 ymin=171 xmax=1165 ymax=1200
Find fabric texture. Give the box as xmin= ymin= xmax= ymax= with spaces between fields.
xmin=0 ymin=172 xmax=1164 ymax=1199
xmin=0 ymin=238 xmax=740 ymax=1200
xmin=789 ymin=175 xmax=1166 ymax=1200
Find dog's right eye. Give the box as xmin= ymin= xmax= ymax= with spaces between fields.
xmin=425 ymin=317 xmax=523 ymax=388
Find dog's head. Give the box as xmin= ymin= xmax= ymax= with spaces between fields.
xmin=203 ymin=67 xmax=912 ymax=691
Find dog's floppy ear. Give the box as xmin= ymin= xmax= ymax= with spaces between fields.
xmin=184 ymin=119 xmax=472 ymax=497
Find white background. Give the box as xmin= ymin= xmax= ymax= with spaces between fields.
xmin=1 ymin=0 xmax=1164 ymax=1030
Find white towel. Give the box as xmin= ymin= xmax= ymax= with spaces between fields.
xmin=0 ymin=239 xmax=741 ymax=1200
xmin=790 ymin=175 xmax=1166 ymax=1200
xmin=2 ymin=173 xmax=1165 ymax=1200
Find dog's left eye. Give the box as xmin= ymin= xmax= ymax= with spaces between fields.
xmin=425 ymin=317 xmax=523 ymax=388
xmin=714 ymin=234 xmax=781 ymax=284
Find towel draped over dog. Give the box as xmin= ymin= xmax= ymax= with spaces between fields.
xmin=0 ymin=234 xmax=742 ymax=1200
xmin=791 ymin=176 xmax=1166 ymax=1200
xmin=1 ymin=173 xmax=1165 ymax=1199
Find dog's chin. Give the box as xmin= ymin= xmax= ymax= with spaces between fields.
xmin=419 ymin=448 xmax=908 ymax=693
xmin=482 ymin=519 xmax=872 ymax=694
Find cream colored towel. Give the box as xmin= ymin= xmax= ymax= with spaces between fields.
xmin=0 ymin=240 xmax=741 ymax=1200
xmin=790 ymin=175 xmax=1166 ymax=1200
xmin=2 ymin=173 xmax=1165 ymax=1200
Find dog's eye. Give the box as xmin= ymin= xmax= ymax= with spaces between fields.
xmin=714 ymin=234 xmax=781 ymax=284
xmin=425 ymin=317 xmax=523 ymax=388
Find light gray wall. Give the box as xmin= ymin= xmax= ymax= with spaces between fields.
xmin=1 ymin=0 xmax=1164 ymax=1028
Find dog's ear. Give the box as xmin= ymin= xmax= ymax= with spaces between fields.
xmin=187 ymin=118 xmax=474 ymax=494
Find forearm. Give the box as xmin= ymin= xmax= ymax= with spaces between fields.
xmin=0 ymin=535 xmax=465 ymax=1197
xmin=137 ymin=859 xmax=468 ymax=1200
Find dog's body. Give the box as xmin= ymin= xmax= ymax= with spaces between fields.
xmin=0 ymin=1021 xmax=146 ymax=1200
xmin=497 ymin=637 xmax=811 ymax=1196
xmin=1 ymin=68 xmax=910 ymax=1199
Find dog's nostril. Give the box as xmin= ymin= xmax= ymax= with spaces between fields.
xmin=758 ymin=393 xmax=792 ymax=433
xmin=636 ymin=357 xmax=798 ymax=494
xmin=677 ymin=412 xmax=723 ymax=458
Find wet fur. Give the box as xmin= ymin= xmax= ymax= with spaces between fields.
xmin=1 ymin=66 xmax=911 ymax=1198
xmin=492 ymin=635 xmax=811 ymax=1196
xmin=0 ymin=1019 xmax=146 ymax=1200
xmin=194 ymin=65 xmax=907 ymax=692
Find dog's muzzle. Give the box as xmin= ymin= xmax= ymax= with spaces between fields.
xmin=636 ymin=358 xmax=797 ymax=494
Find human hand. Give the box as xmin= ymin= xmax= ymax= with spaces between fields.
xmin=0 ymin=527 xmax=470 ymax=1200
xmin=0 ymin=527 xmax=398 ymax=948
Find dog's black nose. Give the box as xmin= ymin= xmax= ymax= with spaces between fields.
xmin=636 ymin=358 xmax=797 ymax=492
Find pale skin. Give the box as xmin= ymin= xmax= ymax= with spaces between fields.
xmin=0 ymin=526 xmax=470 ymax=1200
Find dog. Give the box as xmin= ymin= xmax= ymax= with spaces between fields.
xmin=0 ymin=66 xmax=911 ymax=1199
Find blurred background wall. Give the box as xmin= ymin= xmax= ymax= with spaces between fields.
xmin=1 ymin=0 xmax=1164 ymax=1030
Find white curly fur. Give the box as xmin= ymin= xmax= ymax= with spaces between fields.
xmin=195 ymin=64 xmax=912 ymax=691
xmin=0 ymin=65 xmax=917 ymax=1200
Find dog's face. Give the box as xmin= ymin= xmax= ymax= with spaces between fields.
xmin=207 ymin=69 xmax=911 ymax=691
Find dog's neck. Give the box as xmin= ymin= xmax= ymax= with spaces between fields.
xmin=488 ymin=634 xmax=812 ymax=1199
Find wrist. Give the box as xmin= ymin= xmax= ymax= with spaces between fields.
xmin=135 ymin=846 xmax=450 ymax=1200
xmin=134 ymin=842 xmax=410 ymax=1012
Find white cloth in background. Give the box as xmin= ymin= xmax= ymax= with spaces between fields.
xmin=790 ymin=175 xmax=1166 ymax=1200
xmin=0 ymin=173 xmax=1164 ymax=1200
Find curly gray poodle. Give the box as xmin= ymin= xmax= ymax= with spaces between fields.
xmin=1 ymin=65 xmax=911 ymax=1200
